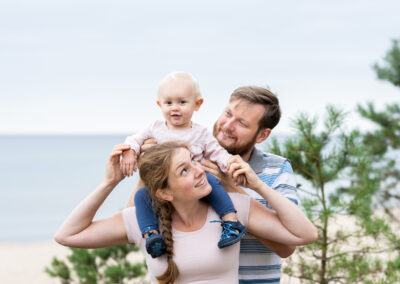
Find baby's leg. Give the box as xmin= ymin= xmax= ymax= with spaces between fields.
xmin=134 ymin=186 xmax=159 ymax=235
xmin=204 ymin=173 xmax=247 ymax=248
xmin=203 ymin=172 xmax=237 ymax=221
xmin=134 ymin=187 xmax=166 ymax=258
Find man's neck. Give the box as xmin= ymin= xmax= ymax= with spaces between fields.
xmin=241 ymin=147 xmax=255 ymax=162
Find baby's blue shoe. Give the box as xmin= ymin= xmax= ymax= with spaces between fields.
xmin=211 ymin=220 xmax=247 ymax=248
xmin=145 ymin=232 xmax=166 ymax=258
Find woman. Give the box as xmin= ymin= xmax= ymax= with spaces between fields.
xmin=55 ymin=142 xmax=317 ymax=283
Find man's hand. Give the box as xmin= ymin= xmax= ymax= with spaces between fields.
xmin=120 ymin=149 xmax=137 ymax=177
xmin=140 ymin=138 xmax=158 ymax=155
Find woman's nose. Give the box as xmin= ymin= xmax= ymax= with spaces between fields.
xmin=194 ymin=162 xmax=204 ymax=177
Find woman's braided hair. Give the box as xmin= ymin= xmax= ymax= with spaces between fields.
xmin=138 ymin=141 xmax=190 ymax=283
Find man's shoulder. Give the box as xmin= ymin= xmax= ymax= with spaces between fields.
xmin=249 ymin=147 xmax=290 ymax=173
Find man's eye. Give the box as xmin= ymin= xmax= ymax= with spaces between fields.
xmin=191 ymin=157 xmax=195 ymax=163
xmin=239 ymin=121 xmax=246 ymax=127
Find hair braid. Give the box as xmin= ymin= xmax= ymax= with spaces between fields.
xmin=138 ymin=141 xmax=189 ymax=283
xmin=154 ymin=201 xmax=179 ymax=284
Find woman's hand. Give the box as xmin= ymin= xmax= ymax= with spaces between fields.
xmin=105 ymin=144 xmax=131 ymax=186
xmin=227 ymin=155 xmax=263 ymax=191
xmin=200 ymin=160 xmax=238 ymax=192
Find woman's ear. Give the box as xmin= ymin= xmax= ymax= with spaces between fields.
xmin=155 ymin=188 xmax=173 ymax=202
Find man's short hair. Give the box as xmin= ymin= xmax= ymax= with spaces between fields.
xmin=230 ymin=86 xmax=281 ymax=130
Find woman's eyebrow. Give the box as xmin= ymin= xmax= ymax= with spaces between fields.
xmin=175 ymin=161 xmax=188 ymax=172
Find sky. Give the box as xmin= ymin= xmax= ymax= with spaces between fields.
xmin=1 ymin=0 xmax=399 ymax=135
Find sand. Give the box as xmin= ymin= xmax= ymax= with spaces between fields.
xmin=0 ymin=241 xmax=70 ymax=284
xmin=0 ymin=241 xmax=147 ymax=284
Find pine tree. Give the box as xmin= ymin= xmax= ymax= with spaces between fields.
xmin=269 ymin=105 xmax=400 ymax=283
xmin=45 ymin=244 xmax=148 ymax=284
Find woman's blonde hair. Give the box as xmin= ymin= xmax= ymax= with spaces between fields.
xmin=138 ymin=141 xmax=190 ymax=283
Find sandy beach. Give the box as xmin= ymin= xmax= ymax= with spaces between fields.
xmin=0 ymin=241 xmax=70 ymax=284
xmin=0 ymin=241 xmax=147 ymax=284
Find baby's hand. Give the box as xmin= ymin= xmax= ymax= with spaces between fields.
xmin=120 ymin=149 xmax=137 ymax=177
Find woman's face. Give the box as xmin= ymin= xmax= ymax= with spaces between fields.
xmin=166 ymin=147 xmax=212 ymax=202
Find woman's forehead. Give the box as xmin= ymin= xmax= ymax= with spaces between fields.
xmin=171 ymin=148 xmax=191 ymax=171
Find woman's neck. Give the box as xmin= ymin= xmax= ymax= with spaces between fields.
xmin=171 ymin=200 xmax=208 ymax=232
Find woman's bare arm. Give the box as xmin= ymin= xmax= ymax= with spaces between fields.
xmin=229 ymin=156 xmax=318 ymax=246
xmin=55 ymin=144 xmax=132 ymax=248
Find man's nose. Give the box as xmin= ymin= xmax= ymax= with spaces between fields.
xmin=223 ymin=118 xmax=235 ymax=132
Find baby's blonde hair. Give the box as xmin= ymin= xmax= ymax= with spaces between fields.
xmin=158 ymin=72 xmax=202 ymax=100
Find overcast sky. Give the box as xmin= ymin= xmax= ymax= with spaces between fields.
xmin=1 ymin=0 xmax=399 ymax=135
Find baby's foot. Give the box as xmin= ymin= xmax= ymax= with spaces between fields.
xmin=211 ymin=220 xmax=247 ymax=248
xmin=145 ymin=231 xmax=166 ymax=258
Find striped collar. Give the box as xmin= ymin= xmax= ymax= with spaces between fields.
xmin=247 ymin=147 xmax=265 ymax=174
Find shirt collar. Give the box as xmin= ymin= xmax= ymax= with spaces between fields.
xmin=247 ymin=147 xmax=264 ymax=174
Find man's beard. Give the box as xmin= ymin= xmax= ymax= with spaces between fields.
xmin=213 ymin=122 xmax=258 ymax=157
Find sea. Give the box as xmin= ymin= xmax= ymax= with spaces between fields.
xmin=0 ymin=134 xmax=356 ymax=243
xmin=0 ymin=135 xmax=139 ymax=243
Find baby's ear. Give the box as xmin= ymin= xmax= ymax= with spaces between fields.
xmin=157 ymin=100 xmax=161 ymax=107
xmin=194 ymin=98 xmax=203 ymax=111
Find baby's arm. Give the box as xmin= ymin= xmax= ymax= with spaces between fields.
xmin=121 ymin=149 xmax=137 ymax=177
xmin=122 ymin=122 xmax=156 ymax=176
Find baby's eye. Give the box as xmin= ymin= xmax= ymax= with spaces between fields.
xmin=180 ymin=100 xmax=186 ymax=104
xmin=166 ymin=101 xmax=172 ymax=105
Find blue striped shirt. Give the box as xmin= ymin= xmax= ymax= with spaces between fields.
xmin=239 ymin=147 xmax=299 ymax=284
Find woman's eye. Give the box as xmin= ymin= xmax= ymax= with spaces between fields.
xmin=225 ymin=111 xmax=231 ymax=117
xmin=181 ymin=169 xmax=187 ymax=175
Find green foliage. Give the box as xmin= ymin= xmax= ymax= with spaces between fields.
xmin=373 ymin=39 xmax=400 ymax=87
xmin=269 ymin=105 xmax=400 ymax=283
xmin=45 ymin=244 xmax=147 ymax=284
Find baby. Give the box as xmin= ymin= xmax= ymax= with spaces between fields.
xmin=121 ymin=72 xmax=247 ymax=258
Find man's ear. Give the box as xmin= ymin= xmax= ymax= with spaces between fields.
xmin=256 ymin=128 xmax=271 ymax=144
xmin=155 ymin=188 xmax=173 ymax=202
xmin=157 ymin=100 xmax=161 ymax=107
xmin=194 ymin=98 xmax=203 ymax=111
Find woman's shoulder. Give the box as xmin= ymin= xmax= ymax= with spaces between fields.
xmin=228 ymin=193 xmax=251 ymax=226
xmin=122 ymin=207 xmax=143 ymax=245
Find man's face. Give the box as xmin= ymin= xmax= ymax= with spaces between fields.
xmin=213 ymin=99 xmax=266 ymax=156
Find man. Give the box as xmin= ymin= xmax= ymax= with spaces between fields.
xmin=201 ymin=86 xmax=298 ymax=284
xmin=127 ymin=85 xmax=299 ymax=283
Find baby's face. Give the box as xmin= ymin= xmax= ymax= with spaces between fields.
xmin=157 ymin=79 xmax=202 ymax=130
